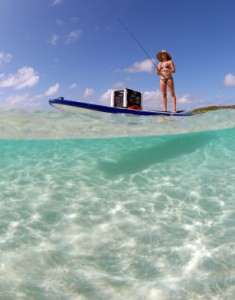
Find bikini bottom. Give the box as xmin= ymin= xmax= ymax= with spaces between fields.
xmin=161 ymin=77 xmax=173 ymax=84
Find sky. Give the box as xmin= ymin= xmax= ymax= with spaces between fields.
xmin=0 ymin=0 xmax=235 ymax=111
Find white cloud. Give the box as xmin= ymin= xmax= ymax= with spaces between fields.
xmin=224 ymin=73 xmax=235 ymax=87
xmin=2 ymin=93 xmax=41 ymax=109
xmin=0 ymin=67 xmax=39 ymax=89
xmin=52 ymin=0 xmax=63 ymax=6
xmin=142 ymin=90 xmax=162 ymax=110
xmin=112 ymin=81 xmax=124 ymax=89
xmin=99 ymin=89 xmax=112 ymax=105
xmin=45 ymin=83 xmax=60 ymax=96
xmin=143 ymin=90 xmax=161 ymax=101
xmin=5 ymin=93 xmax=29 ymax=107
xmin=56 ymin=19 xmax=64 ymax=26
xmin=177 ymin=94 xmax=195 ymax=104
xmin=69 ymin=83 xmax=77 ymax=89
xmin=142 ymin=91 xmax=196 ymax=110
xmin=124 ymin=59 xmax=155 ymax=73
xmin=0 ymin=52 xmax=12 ymax=66
xmin=65 ymin=29 xmax=82 ymax=45
xmin=49 ymin=34 xmax=59 ymax=46
xmin=70 ymin=17 xmax=79 ymax=24
xmin=84 ymin=88 xmax=94 ymax=97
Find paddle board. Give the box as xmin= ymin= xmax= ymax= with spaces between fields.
xmin=49 ymin=98 xmax=193 ymax=116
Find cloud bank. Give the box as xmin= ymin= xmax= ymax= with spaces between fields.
xmin=45 ymin=83 xmax=60 ymax=96
xmin=224 ymin=73 xmax=235 ymax=87
xmin=0 ymin=52 xmax=12 ymax=66
xmin=0 ymin=67 xmax=39 ymax=89
xmin=124 ymin=59 xmax=155 ymax=73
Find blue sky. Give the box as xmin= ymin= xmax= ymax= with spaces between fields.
xmin=0 ymin=0 xmax=235 ymax=110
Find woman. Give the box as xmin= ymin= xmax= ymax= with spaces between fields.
xmin=156 ymin=50 xmax=177 ymax=112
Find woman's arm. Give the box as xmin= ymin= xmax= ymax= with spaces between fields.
xmin=170 ymin=60 xmax=176 ymax=73
xmin=156 ymin=62 xmax=162 ymax=75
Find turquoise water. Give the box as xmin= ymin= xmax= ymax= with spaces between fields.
xmin=1 ymin=109 xmax=235 ymax=299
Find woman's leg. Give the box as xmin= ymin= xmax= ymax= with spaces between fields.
xmin=167 ymin=79 xmax=176 ymax=112
xmin=160 ymin=80 xmax=167 ymax=111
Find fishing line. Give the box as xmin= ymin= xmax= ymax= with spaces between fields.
xmin=118 ymin=19 xmax=157 ymax=69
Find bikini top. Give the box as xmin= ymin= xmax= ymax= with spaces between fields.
xmin=159 ymin=62 xmax=170 ymax=70
xmin=159 ymin=62 xmax=171 ymax=75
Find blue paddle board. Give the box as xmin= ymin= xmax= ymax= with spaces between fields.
xmin=49 ymin=98 xmax=193 ymax=116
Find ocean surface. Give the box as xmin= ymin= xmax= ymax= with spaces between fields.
xmin=1 ymin=108 xmax=235 ymax=300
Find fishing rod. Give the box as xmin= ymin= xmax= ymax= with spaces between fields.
xmin=118 ymin=19 xmax=158 ymax=69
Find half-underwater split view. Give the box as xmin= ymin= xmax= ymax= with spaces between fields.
xmin=1 ymin=0 xmax=235 ymax=299
xmin=1 ymin=109 xmax=235 ymax=299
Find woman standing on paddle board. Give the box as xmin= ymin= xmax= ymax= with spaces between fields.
xmin=156 ymin=50 xmax=177 ymax=112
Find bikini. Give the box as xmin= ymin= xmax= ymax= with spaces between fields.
xmin=159 ymin=62 xmax=173 ymax=84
